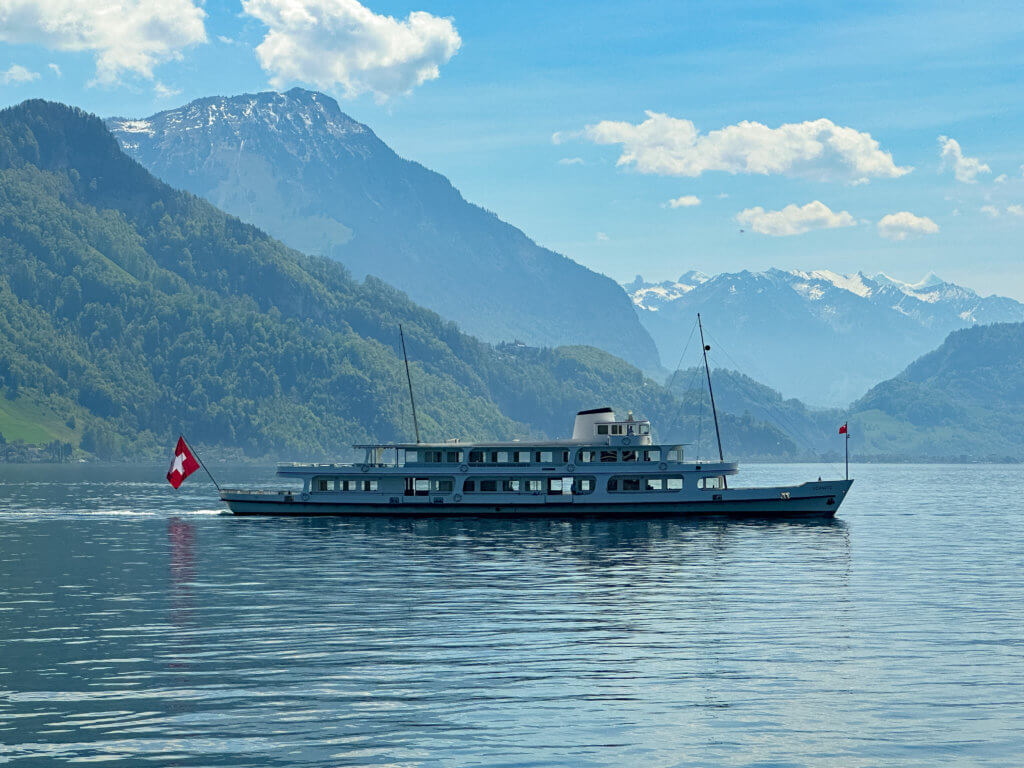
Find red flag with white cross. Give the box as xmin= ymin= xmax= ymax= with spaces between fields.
xmin=166 ymin=436 xmax=200 ymax=489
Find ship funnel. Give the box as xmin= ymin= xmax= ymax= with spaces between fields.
xmin=572 ymin=407 xmax=616 ymax=440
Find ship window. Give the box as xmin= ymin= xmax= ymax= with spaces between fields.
xmin=702 ymin=476 xmax=725 ymax=490
xmin=578 ymin=450 xmax=594 ymax=463
xmin=643 ymin=449 xmax=659 ymax=462
xmin=415 ymin=479 xmax=430 ymax=495
xmin=422 ymin=450 xmax=442 ymax=463
xmin=622 ymin=477 xmax=641 ymax=491
xmin=480 ymin=479 xmax=498 ymax=492
xmin=574 ymin=478 xmax=594 ymax=494
xmin=646 ymin=478 xmax=663 ymax=491
xmin=665 ymin=448 xmax=683 ymax=462
xmin=622 ymin=450 xmax=637 ymax=462
xmin=364 ymin=480 xmax=378 ymax=491
xmin=607 ymin=478 xmax=618 ymax=491
xmin=469 ymin=450 xmax=484 ymax=463
xmin=503 ymin=479 xmax=521 ymax=492
xmin=515 ymin=450 xmax=532 ymax=463
xmin=611 ymin=424 xmax=624 ymax=435
xmin=560 ymin=451 xmax=570 ymax=463
xmin=316 ymin=478 xmax=329 ymax=492
xmin=527 ymin=479 xmax=543 ymax=492
xmin=666 ymin=477 xmax=683 ymax=490
xmin=639 ymin=424 xmax=650 ymax=435
xmin=433 ymin=478 xmax=454 ymax=493
xmin=548 ymin=478 xmax=562 ymax=494
xmin=600 ymin=450 xmax=617 ymax=462
xmin=463 ymin=480 xmax=475 ymax=492
xmin=495 ymin=451 xmax=509 ymax=463
xmin=536 ymin=451 xmax=553 ymax=463
xmin=596 ymin=424 xmax=608 ymax=435
xmin=446 ymin=450 xmax=462 ymax=463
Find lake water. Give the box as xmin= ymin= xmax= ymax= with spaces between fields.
xmin=1 ymin=462 xmax=1022 ymax=766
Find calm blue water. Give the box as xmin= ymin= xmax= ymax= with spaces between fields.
xmin=1 ymin=462 xmax=1022 ymax=766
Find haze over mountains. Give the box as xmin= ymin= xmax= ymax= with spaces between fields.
xmin=107 ymin=89 xmax=660 ymax=371
xmin=627 ymin=269 xmax=1024 ymax=405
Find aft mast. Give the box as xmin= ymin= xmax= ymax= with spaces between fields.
xmin=697 ymin=313 xmax=725 ymax=464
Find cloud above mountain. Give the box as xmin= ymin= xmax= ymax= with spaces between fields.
xmin=878 ymin=211 xmax=939 ymax=240
xmin=242 ymin=0 xmax=461 ymax=100
xmin=0 ymin=0 xmax=206 ymax=83
xmin=563 ymin=112 xmax=911 ymax=183
xmin=939 ymin=136 xmax=990 ymax=183
xmin=736 ymin=201 xmax=856 ymax=236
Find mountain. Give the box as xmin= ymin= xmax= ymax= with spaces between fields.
xmin=0 ymin=99 xmax=790 ymax=460
xmin=626 ymin=269 xmax=1024 ymax=405
xmin=106 ymin=89 xmax=660 ymax=371
xmin=849 ymin=322 xmax=1024 ymax=460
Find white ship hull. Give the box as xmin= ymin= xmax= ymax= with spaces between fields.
xmin=221 ymin=480 xmax=852 ymax=518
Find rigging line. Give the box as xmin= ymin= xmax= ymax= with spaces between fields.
xmin=663 ymin=319 xmax=699 ymax=396
xmin=664 ymin=352 xmax=706 ymax=440
xmin=703 ymin=336 xmax=847 ymax=477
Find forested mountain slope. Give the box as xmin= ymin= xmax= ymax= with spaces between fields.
xmin=0 ymin=99 xmax=789 ymax=460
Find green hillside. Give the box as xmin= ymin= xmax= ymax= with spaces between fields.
xmin=0 ymin=99 xmax=792 ymax=461
xmin=849 ymin=322 xmax=1024 ymax=460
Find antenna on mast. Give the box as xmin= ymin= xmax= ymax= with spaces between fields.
xmin=697 ymin=313 xmax=724 ymax=463
xmin=399 ymin=324 xmax=420 ymax=444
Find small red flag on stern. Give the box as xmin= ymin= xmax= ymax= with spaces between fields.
xmin=839 ymin=423 xmax=848 ymax=435
xmin=166 ymin=436 xmax=200 ymax=489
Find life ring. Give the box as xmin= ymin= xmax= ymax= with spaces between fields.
xmin=459 ymin=464 xmax=469 ymax=473
xmin=360 ymin=464 xmax=369 ymax=472
xmin=566 ymin=464 xmax=576 ymax=473
xmin=453 ymin=493 xmax=463 ymax=502
xmin=658 ymin=462 xmax=667 ymax=471
xmin=622 ymin=437 xmax=631 ymax=446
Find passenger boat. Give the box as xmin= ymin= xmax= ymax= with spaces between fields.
xmin=218 ymin=318 xmax=852 ymax=517
xmin=219 ymin=406 xmax=851 ymax=517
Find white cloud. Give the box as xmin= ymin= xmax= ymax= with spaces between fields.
xmin=735 ymin=201 xmax=855 ymax=236
xmin=596 ymin=231 xmax=609 ymax=241
xmin=1 ymin=63 xmax=39 ymax=84
xmin=667 ymin=195 xmax=701 ymax=208
xmin=0 ymin=0 xmax=206 ymax=84
xmin=47 ymin=62 xmax=60 ymax=77
xmin=938 ymin=136 xmax=990 ymax=183
xmin=877 ymin=211 xmax=939 ymax=241
xmin=557 ymin=157 xmax=584 ymax=166
xmin=154 ymin=81 xmax=181 ymax=99
xmin=995 ymin=173 xmax=1008 ymax=183
xmin=981 ymin=205 xmax=1001 ymax=218
xmin=241 ymin=0 xmax=461 ymax=101
xmin=1007 ymin=204 xmax=1024 ymax=217
xmin=574 ymin=112 xmax=910 ymax=182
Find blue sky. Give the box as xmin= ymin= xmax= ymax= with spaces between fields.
xmin=2 ymin=0 xmax=1023 ymax=297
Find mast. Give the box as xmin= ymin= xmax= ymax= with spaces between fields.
xmin=399 ymin=324 xmax=420 ymax=444
xmin=697 ymin=313 xmax=724 ymax=463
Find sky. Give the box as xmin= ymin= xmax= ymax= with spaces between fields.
xmin=1 ymin=0 xmax=1023 ymax=297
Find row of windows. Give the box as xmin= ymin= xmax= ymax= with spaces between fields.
xmin=595 ymin=422 xmax=651 ymax=436
xmin=315 ymin=478 xmax=379 ymax=492
xmin=412 ymin=447 xmax=684 ymax=465
xmin=608 ymin=476 xmax=684 ymax=492
xmin=464 ymin=477 xmax=594 ymax=495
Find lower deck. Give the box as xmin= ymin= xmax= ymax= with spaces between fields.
xmin=220 ymin=480 xmax=852 ymax=518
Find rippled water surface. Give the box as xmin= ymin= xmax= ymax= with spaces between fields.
xmin=1 ymin=462 xmax=1022 ymax=766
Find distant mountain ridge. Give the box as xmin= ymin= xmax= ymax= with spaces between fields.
xmin=107 ymin=89 xmax=660 ymax=371
xmin=625 ymin=268 xmax=1024 ymax=405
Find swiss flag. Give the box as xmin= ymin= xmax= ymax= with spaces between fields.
xmin=166 ymin=436 xmax=200 ymax=489
xmin=839 ymin=423 xmax=848 ymax=435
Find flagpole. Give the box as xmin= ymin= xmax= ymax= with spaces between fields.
xmin=185 ymin=437 xmax=221 ymax=491
xmin=845 ymin=425 xmax=849 ymax=481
